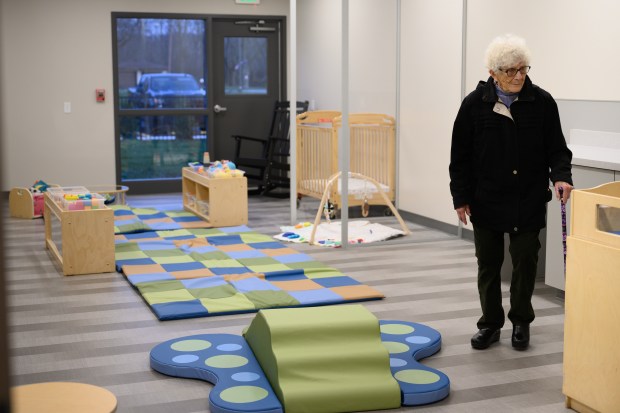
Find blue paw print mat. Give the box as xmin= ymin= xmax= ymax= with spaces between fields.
xmin=150 ymin=320 xmax=450 ymax=413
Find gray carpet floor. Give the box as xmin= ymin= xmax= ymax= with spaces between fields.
xmin=4 ymin=193 xmax=568 ymax=412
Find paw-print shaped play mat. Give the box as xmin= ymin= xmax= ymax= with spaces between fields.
xmin=150 ymin=305 xmax=450 ymax=413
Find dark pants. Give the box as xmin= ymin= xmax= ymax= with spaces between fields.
xmin=473 ymin=225 xmax=541 ymax=330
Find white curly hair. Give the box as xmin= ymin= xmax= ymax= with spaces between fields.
xmin=484 ymin=34 xmax=531 ymax=72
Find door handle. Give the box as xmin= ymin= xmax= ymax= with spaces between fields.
xmin=213 ymin=104 xmax=227 ymax=113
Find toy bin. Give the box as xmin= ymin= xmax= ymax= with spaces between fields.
xmin=47 ymin=186 xmax=90 ymax=203
xmin=184 ymin=193 xmax=197 ymax=209
xmin=9 ymin=185 xmax=59 ymax=219
xmin=196 ymin=200 xmax=209 ymax=216
xmin=61 ymin=193 xmax=106 ymax=211
xmin=9 ymin=188 xmax=44 ymax=219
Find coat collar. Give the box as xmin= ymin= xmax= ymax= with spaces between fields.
xmin=480 ymin=76 xmax=535 ymax=103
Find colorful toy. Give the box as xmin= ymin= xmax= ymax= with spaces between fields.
xmin=318 ymin=239 xmax=341 ymax=248
xmin=102 ymin=193 xmax=116 ymax=205
xmin=30 ymin=179 xmax=51 ymax=193
xmin=64 ymin=193 xmax=92 ymax=200
xmin=323 ymin=200 xmax=336 ymax=222
xmin=204 ymin=159 xmax=245 ymax=178
xmin=188 ymin=162 xmax=204 ymax=173
xmin=61 ymin=193 xmax=105 ymax=210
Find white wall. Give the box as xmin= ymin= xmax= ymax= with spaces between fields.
xmin=466 ymin=0 xmax=620 ymax=101
xmin=398 ymin=0 xmax=463 ymax=226
xmin=399 ymin=0 xmax=620 ymax=229
xmin=0 ymin=0 xmax=289 ymax=191
xmin=5 ymin=0 xmax=620 ymax=228
xmin=296 ymin=0 xmax=397 ymax=114
xmin=296 ymin=0 xmax=459 ymax=227
xmin=349 ymin=0 xmax=397 ymax=115
xmin=297 ymin=0 xmax=342 ymax=110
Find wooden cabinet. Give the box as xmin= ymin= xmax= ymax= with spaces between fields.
xmin=545 ymin=165 xmax=616 ymax=290
xmin=182 ymin=167 xmax=248 ymax=227
xmin=563 ymin=181 xmax=620 ymax=413
xmin=44 ymin=193 xmax=115 ymax=276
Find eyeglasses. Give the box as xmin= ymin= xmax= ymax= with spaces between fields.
xmin=499 ymin=66 xmax=531 ymax=77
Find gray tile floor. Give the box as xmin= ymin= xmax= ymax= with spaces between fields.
xmin=5 ymin=193 xmax=569 ymax=412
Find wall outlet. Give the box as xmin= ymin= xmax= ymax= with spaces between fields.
xmin=63 ymin=102 xmax=71 ymax=113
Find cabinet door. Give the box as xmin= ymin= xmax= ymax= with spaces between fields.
xmin=544 ymin=166 xmax=615 ymax=290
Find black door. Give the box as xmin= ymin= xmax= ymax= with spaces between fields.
xmin=210 ymin=18 xmax=284 ymax=162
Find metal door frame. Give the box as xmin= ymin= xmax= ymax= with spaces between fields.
xmin=112 ymin=12 xmax=287 ymax=194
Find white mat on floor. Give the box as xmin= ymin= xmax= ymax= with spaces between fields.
xmin=274 ymin=220 xmax=405 ymax=247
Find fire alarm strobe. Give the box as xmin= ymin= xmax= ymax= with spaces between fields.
xmin=96 ymin=89 xmax=105 ymax=102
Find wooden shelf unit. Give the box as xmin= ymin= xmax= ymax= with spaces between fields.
xmin=44 ymin=192 xmax=115 ymax=276
xmin=182 ymin=167 xmax=248 ymax=227
xmin=563 ymin=181 xmax=620 ymax=413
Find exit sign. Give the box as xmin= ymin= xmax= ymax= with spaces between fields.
xmin=236 ymin=0 xmax=260 ymax=4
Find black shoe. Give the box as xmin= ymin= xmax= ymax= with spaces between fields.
xmin=511 ymin=324 xmax=530 ymax=350
xmin=471 ymin=328 xmax=501 ymax=350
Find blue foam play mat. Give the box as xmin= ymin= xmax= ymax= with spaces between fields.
xmin=150 ymin=319 xmax=450 ymax=413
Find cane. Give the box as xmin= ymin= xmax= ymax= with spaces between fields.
xmin=559 ymin=187 xmax=567 ymax=275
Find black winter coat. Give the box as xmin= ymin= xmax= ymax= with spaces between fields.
xmin=449 ymin=76 xmax=573 ymax=233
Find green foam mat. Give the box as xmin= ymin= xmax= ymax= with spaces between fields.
xmin=243 ymin=305 xmax=402 ymax=413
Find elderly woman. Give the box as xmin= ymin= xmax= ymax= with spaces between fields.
xmin=449 ymin=34 xmax=573 ymax=350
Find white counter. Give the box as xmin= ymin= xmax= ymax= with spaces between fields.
xmin=569 ymin=129 xmax=620 ymax=171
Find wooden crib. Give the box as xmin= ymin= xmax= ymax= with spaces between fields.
xmin=296 ymin=111 xmax=397 ymax=214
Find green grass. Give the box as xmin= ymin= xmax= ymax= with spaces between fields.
xmin=121 ymin=139 xmax=206 ymax=180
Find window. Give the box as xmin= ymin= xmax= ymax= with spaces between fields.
xmin=113 ymin=15 xmax=208 ymax=191
xmin=224 ymin=37 xmax=268 ymax=95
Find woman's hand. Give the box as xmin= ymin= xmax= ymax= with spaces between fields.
xmin=456 ymin=205 xmax=471 ymax=225
xmin=554 ymin=181 xmax=573 ymax=203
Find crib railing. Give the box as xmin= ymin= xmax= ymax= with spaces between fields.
xmin=296 ymin=112 xmax=396 ymax=210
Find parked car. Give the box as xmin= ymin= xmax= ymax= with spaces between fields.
xmin=128 ymin=73 xmax=206 ymax=109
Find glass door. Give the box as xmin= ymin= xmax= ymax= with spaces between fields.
xmin=113 ymin=15 xmax=208 ymax=193
xmin=112 ymin=14 xmax=285 ymax=194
